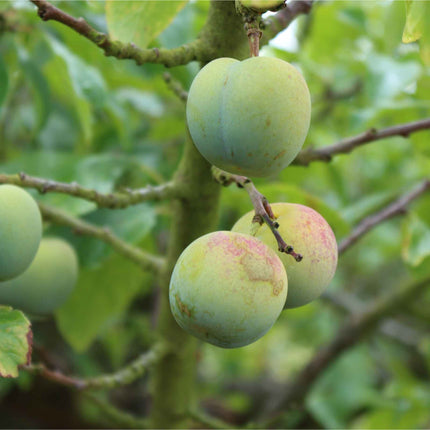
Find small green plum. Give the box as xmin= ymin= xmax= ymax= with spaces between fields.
xmin=232 ymin=203 xmax=337 ymax=309
xmin=0 ymin=238 xmax=79 ymax=314
xmin=240 ymin=0 xmax=285 ymax=12
xmin=186 ymin=56 xmax=311 ymax=177
xmin=169 ymin=231 xmax=288 ymax=348
xmin=0 ymin=185 xmax=42 ymax=281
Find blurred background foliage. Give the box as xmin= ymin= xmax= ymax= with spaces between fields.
xmin=0 ymin=0 xmax=429 ymax=428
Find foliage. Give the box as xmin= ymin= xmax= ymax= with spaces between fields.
xmin=0 ymin=0 xmax=429 ymax=428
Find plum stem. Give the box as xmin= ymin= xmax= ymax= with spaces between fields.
xmin=246 ymin=24 xmax=262 ymax=57
xmin=211 ymin=166 xmax=303 ymax=262
xmin=236 ymin=0 xmax=262 ymax=57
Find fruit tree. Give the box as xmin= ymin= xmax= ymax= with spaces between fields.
xmin=0 ymin=0 xmax=430 ymax=428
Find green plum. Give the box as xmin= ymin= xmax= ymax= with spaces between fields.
xmin=240 ymin=0 xmax=285 ymax=12
xmin=0 ymin=185 xmax=42 ymax=281
xmin=169 ymin=231 xmax=288 ymax=348
xmin=186 ymin=56 xmax=311 ymax=177
xmin=232 ymin=203 xmax=337 ymax=308
xmin=0 ymin=238 xmax=79 ymax=314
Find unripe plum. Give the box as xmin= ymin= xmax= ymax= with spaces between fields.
xmin=232 ymin=203 xmax=337 ymax=309
xmin=0 ymin=185 xmax=42 ymax=281
xmin=186 ymin=56 xmax=311 ymax=177
xmin=169 ymin=231 xmax=288 ymax=348
xmin=0 ymin=238 xmax=79 ymax=314
xmin=240 ymin=0 xmax=285 ymax=12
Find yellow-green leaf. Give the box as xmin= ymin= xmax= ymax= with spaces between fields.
xmin=402 ymin=0 xmax=430 ymax=43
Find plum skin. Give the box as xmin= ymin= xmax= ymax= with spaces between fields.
xmin=0 ymin=185 xmax=42 ymax=281
xmin=169 ymin=231 xmax=288 ymax=348
xmin=0 ymin=238 xmax=79 ymax=314
xmin=186 ymin=56 xmax=311 ymax=177
xmin=232 ymin=203 xmax=338 ymax=309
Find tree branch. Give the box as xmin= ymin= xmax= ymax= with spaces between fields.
xmin=262 ymin=275 xmax=430 ymax=426
xmin=82 ymin=342 xmax=168 ymax=390
xmin=29 ymin=0 xmax=203 ymax=68
xmin=0 ymin=173 xmax=182 ymax=209
xmin=162 ymin=73 xmax=188 ymax=103
xmin=338 ymin=179 xmax=430 ymax=254
xmin=83 ymin=392 xmax=150 ymax=429
xmin=24 ymin=342 xmax=168 ymax=391
xmin=188 ymin=408 xmax=232 ymax=430
xmin=261 ymin=0 xmax=314 ymax=43
xmin=212 ymin=166 xmax=303 ymax=262
xmin=322 ymin=290 xmax=423 ymax=348
xmin=39 ymin=203 xmax=164 ymax=274
xmin=294 ymin=118 xmax=430 ymax=166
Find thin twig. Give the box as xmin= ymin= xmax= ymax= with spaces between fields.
xmin=83 ymin=392 xmax=150 ymax=429
xmin=212 ymin=166 xmax=302 ymax=262
xmin=0 ymin=173 xmax=182 ymax=209
xmin=294 ymin=118 xmax=430 ymax=166
xmin=83 ymin=342 xmax=168 ymax=390
xmin=29 ymin=0 xmax=202 ymax=68
xmin=162 ymin=73 xmax=188 ymax=103
xmin=24 ymin=342 xmax=168 ymax=391
xmin=262 ymin=0 xmax=314 ymax=43
xmin=261 ymin=275 xmax=430 ymax=427
xmin=39 ymin=203 xmax=165 ymax=274
xmin=338 ymin=179 xmax=430 ymax=254
xmin=322 ymin=291 xmax=422 ymax=347
xmin=188 ymin=408 xmax=232 ymax=430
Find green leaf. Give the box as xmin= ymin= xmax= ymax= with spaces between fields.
xmin=402 ymin=0 xmax=425 ymax=43
xmin=308 ymin=346 xmax=380 ymax=428
xmin=401 ymin=213 xmax=430 ymax=267
xmin=0 ymin=307 xmax=32 ymax=378
xmin=0 ymin=57 xmax=8 ymax=109
xmin=105 ymin=0 xmax=188 ymax=49
xmin=17 ymin=48 xmax=51 ymax=132
xmin=56 ymin=252 xmax=152 ymax=352
xmin=43 ymin=52 xmax=93 ymax=148
xmin=403 ymin=0 xmax=430 ymax=64
xmin=47 ymin=36 xmax=107 ymax=109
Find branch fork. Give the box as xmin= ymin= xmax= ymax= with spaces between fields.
xmin=212 ymin=166 xmax=303 ymax=262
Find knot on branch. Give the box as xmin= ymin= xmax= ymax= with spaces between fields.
xmin=245 ymin=26 xmax=262 ymax=40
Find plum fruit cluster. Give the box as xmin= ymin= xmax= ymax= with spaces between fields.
xmin=169 ymin=205 xmax=337 ymax=349
xmin=186 ymin=56 xmax=311 ymax=177
xmin=169 ymin=231 xmax=288 ymax=348
xmin=0 ymin=237 xmax=79 ymax=314
xmin=233 ymin=203 xmax=338 ymax=309
xmin=0 ymin=185 xmax=42 ymax=281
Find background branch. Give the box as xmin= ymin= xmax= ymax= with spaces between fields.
xmin=162 ymin=73 xmax=188 ymax=103
xmin=338 ymin=179 xmax=430 ymax=253
xmin=24 ymin=342 xmax=168 ymax=391
xmin=188 ymin=408 xmax=231 ymax=430
xmin=294 ymin=118 xmax=430 ymax=166
xmin=262 ymin=275 xmax=430 ymax=426
xmin=322 ymin=290 xmax=423 ymax=348
xmin=0 ymin=173 xmax=181 ymax=209
xmin=261 ymin=0 xmax=314 ymax=43
xmin=39 ymin=203 xmax=164 ymax=274
xmin=83 ymin=393 xmax=149 ymax=429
